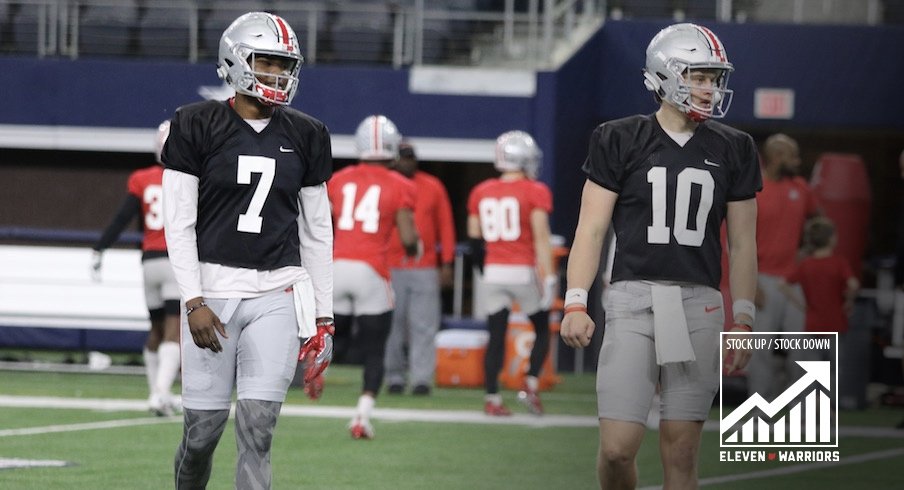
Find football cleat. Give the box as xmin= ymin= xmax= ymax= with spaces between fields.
xmin=348 ymin=416 xmax=375 ymax=440
xmin=517 ymin=383 xmax=544 ymax=416
xmin=483 ymin=401 xmax=512 ymax=417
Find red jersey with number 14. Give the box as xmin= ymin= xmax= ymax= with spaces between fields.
xmin=467 ymin=177 xmax=552 ymax=266
xmin=128 ymin=165 xmax=167 ymax=252
xmin=328 ymin=163 xmax=416 ymax=279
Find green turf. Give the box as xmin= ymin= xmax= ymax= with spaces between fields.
xmin=1 ymin=365 xmax=903 ymax=489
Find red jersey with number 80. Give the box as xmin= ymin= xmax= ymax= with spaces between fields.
xmin=128 ymin=165 xmax=167 ymax=252
xmin=328 ymin=163 xmax=416 ymax=279
xmin=467 ymin=178 xmax=552 ymax=266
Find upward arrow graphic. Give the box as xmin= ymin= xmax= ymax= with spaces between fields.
xmin=721 ymin=361 xmax=831 ymax=436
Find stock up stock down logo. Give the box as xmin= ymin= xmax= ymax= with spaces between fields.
xmin=719 ymin=333 xmax=839 ymax=461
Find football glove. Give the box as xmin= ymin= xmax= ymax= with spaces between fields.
xmin=539 ymin=274 xmax=558 ymax=311
xmin=298 ymin=318 xmax=335 ymax=400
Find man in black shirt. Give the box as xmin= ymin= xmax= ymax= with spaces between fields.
xmin=162 ymin=12 xmax=334 ymax=489
xmin=561 ymin=23 xmax=761 ymax=488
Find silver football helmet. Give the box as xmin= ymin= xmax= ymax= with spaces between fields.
xmin=217 ymin=12 xmax=303 ymax=105
xmin=643 ymin=23 xmax=734 ymax=122
xmin=354 ymin=115 xmax=402 ymax=161
xmin=494 ymin=130 xmax=542 ymax=178
xmin=153 ymin=120 xmax=170 ymax=163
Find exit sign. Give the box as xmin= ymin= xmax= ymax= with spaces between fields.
xmin=754 ymin=88 xmax=795 ymax=119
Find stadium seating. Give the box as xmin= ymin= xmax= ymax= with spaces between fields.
xmin=329 ymin=3 xmax=392 ymax=64
xmin=77 ymin=1 xmax=140 ymax=57
xmin=137 ymin=2 xmax=193 ymax=58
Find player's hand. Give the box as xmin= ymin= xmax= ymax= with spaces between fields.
xmin=722 ymin=324 xmax=753 ymax=376
xmin=539 ymin=275 xmax=558 ymax=311
xmin=439 ymin=263 xmax=454 ymax=289
xmin=187 ymin=303 xmax=227 ymax=353
xmin=90 ymin=251 xmax=103 ymax=282
xmin=560 ymin=310 xmax=595 ymax=348
xmin=299 ymin=318 xmax=335 ymax=400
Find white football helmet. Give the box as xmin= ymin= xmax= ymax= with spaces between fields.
xmin=354 ymin=115 xmax=402 ymax=161
xmin=494 ymin=130 xmax=542 ymax=178
xmin=217 ymin=12 xmax=303 ymax=105
xmin=643 ymin=23 xmax=734 ymax=122
xmin=153 ymin=120 xmax=170 ymax=163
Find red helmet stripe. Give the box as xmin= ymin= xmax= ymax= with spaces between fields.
xmin=274 ymin=15 xmax=291 ymax=48
xmin=695 ymin=25 xmax=726 ymax=62
xmin=372 ymin=116 xmax=381 ymax=154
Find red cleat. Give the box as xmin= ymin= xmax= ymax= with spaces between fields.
xmin=484 ymin=401 xmax=512 ymax=416
xmin=517 ymin=383 xmax=544 ymax=415
xmin=348 ymin=417 xmax=374 ymax=440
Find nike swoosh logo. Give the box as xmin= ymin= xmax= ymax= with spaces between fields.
xmin=705 ymin=306 xmax=721 ymax=313
xmin=704 ymin=159 xmax=720 ymax=167
xmin=279 ymin=146 xmax=294 ymax=153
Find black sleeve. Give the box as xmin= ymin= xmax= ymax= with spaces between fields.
xmin=727 ymin=132 xmax=762 ymax=201
xmin=302 ymin=122 xmax=333 ymax=187
xmin=162 ymin=106 xmax=203 ymax=177
xmin=93 ymin=194 xmax=141 ymax=251
xmin=581 ymin=123 xmax=624 ymax=193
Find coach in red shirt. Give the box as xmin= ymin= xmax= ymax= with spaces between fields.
xmin=384 ymin=142 xmax=456 ymax=396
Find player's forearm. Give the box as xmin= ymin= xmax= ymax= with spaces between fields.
xmin=94 ymin=195 xmax=140 ymax=251
xmin=532 ymin=221 xmax=554 ymax=278
xmin=298 ymin=184 xmax=334 ymax=318
xmin=727 ymin=199 xmax=758 ymax=324
xmin=566 ymin=181 xmax=614 ymax=292
xmin=162 ymin=169 xmax=204 ymax=302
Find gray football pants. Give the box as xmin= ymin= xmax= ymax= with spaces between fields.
xmin=385 ymin=268 xmax=441 ymax=387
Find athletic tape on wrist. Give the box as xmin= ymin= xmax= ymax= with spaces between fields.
xmin=564 ymin=288 xmax=588 ymax=307
xmin=733 ymin=299 xmax=756 ymax=325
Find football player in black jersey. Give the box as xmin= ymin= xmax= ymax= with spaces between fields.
xmin=560 ymin=24 xmax=761 ymax=488
xmin=161 ymin=12 xmax=334 ymax=489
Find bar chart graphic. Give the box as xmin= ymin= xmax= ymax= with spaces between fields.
xmin=721 ymin=361 xmax=836 ymax=448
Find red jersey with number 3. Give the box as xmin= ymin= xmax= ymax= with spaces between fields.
xmin=328 ymin=163 xmax=416 ymax=279
xmin=128 ymin=165 xmax=167 ymax=252
xmin=467 ymin=177 xmax=552 ymax=266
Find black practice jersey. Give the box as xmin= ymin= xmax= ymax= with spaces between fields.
xmin=582 ymin=114 xmax=761 ymax=289
xmin=163 ymin=100 xmax=332 ymax=270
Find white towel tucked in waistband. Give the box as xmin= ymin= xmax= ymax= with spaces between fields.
xmin=293 ymin=274 xmax=317 ymax=339
xmin=651 ymin=284 xmax=696 ymax=365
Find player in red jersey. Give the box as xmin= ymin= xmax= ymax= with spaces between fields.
xmin=92 ymin=120 xmax=181 ymax=417
xmin=384 ymin=141 xmax=457 ymax=396
xmin=467 ymin=130 xmax=556 ymax=416
xmin=328 ymin=114 xmax=419 ymax=439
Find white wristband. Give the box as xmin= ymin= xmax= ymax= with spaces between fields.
xmin=564 ymin=288 xmax=588 ymax=307
xmin=733 ymin=299 xmax=756 ymax=325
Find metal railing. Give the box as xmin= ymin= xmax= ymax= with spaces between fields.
xmin=0 ymin=0 xmax=604 ymax=68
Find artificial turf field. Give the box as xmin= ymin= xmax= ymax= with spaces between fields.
xmin=1 ymin=364 xmax=902 ymax=489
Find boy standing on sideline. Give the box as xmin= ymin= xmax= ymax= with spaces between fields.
xmin=328 ymin=115 xmax=419 ymax=439
xmin=467 ymin=130 xmax=557 ymax=416
xmin=385 ymin=142 xmax=457 ymax=396
xmin=781 ymin=218 xmax=859 ymax=363
xmin=163 ymin=12 xmax=334 ymax=488
xmin=92 ymin=120 xmax=181 ymax=417
xmin=560 ymin=23 xmax=760 ymax=488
